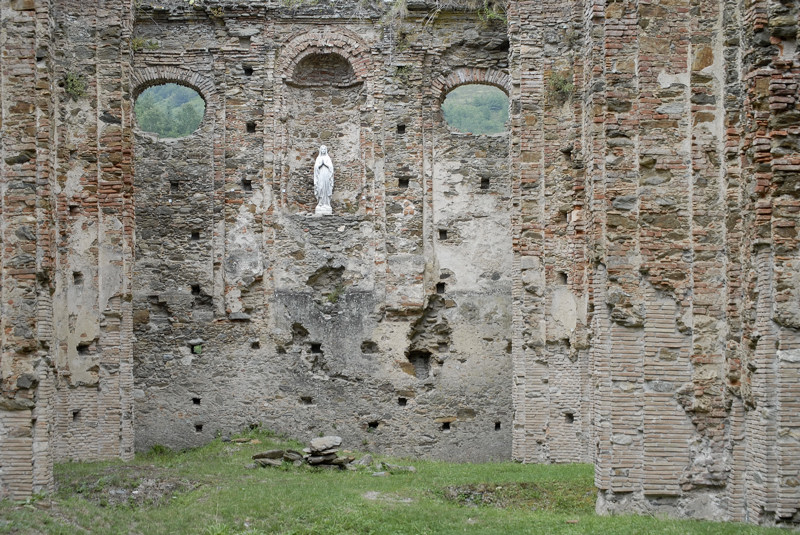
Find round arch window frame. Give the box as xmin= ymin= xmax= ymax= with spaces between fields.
xmin=433 ymin=68 xmax=512 ymax=135
xmin=130 ymin=67 xmax=215 ymax=139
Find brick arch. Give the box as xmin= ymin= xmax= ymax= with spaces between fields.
xmin=276 ymin=28 xmax=372 ymax=90
xmin=130 ymin=66 xmax=215 ymax=104
xmin=433 ymin=68 xmax=511 ymax=101
xmin=290 ymin=52 xmax=359 ymax=88
xmin=130 ymin=67 xmax=215 ymax=134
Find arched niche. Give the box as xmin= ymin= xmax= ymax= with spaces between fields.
xmin=275 ymin=29 xmax=372 ymax=93
xmin=276 ymin=31 xmax=373 ymax=214
xmin=288 ymin=52 xmax=361 ymax=89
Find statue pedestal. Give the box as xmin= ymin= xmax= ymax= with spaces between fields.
xmin=315 ymin=204 xmax=332 ymax=216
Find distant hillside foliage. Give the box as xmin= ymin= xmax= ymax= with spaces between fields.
xmin=442 ymin=84 xmax=509 ymax=135
xmin=135 ymin=83 xmax=205 ymax=138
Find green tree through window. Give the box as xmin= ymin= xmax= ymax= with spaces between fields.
xmin=134 ymin=83 xmax=205 ymax=138
xmin=442 ymin=84 xmax=508 ymax=135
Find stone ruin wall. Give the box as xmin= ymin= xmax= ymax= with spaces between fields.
xmin=128 ymin=2 xmax=515 ymax=460
xmin=570 ymin=0 xmax=800 ymax=523
xmin=508 ymin=0 xmax=800 ymax=523
xmin=0 ymin=0 xmax=798 ymax=527
xmin=0 ymin=0 xmax=137 ymax=499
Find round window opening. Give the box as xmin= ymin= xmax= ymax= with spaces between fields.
xmin=442 ymin=84 xmax=509 ymax=135
xmin=134 ymin=83 xmax=206 ymax=138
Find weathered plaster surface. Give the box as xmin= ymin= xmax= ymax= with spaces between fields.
xmin=0 ymin=0 xmax=798 ymax=526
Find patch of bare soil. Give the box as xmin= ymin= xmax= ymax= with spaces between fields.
xmin=442 ymin=482 xmax=595 ymax=513
xmin=362 ymin=491 xmax=413 ymax=504
xmin=57 ymin=464 xmax=195 ymax=508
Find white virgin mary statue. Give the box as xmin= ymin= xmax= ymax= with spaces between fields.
xmin=314 ymin=145 xmax=334 ymax=215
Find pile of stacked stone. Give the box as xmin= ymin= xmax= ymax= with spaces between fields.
xmin=251 ymin=435 xmax=354 ymax=469
xmin=303 ymin=435 xmax=355 ymax=468
xmin=252 ymin=448 xmax=304 ymax=467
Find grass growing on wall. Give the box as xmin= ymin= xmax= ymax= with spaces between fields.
xmin=0 ymin=429 xmax=789 ymax=534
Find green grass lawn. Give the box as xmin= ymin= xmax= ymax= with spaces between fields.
xmin=0 ymin=429 xmax=786 ymax=534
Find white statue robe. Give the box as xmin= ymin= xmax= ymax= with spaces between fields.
xmin=314 ymin=151 xmax=334 ymax=208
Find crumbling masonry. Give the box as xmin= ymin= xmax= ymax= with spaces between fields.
xmin=0 ymin=0 xmax=798 ymax=525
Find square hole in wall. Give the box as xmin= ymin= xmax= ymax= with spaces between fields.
xmin=396 ymin=124 xmax=406 ymax=135
xmin=368 ymin=421 xmax=379 ymax=429
xmin=242 ymin=179 xmax=252 ymax=192
xmin=239 ymin=36 xmax=250 ymax=48
xmin=191 ymin=231 xmax=201 ymax=241
xmin=398 ymin=177 xmax=409 ymax=188
xmin=495 ymin=421 xmax=501 ymax=431
xmin=361 ymin=340 xmax=379 ymax=354
xmin=76 ymin=342 xmax=91 ymax=355
xmin=191 ymin=344 xmax=203 ymax=355
xmin=191 ymin=284 xmax=201 ymax=295
xmin=438 ymin=229 xmax=448 ymax=240
xmin=300 ymin=396 xmax=313 ymax=405
xmin=73 ymin=271 xmax=84 ymax=285
xmin=565 ymin=412 xmax=574 ymax=424
xmin=243 ymin=65 xmax=254 ymax=76
xmin=170 ymin=181 xmax=179 ymax=193
xmin=557 ymin=272 xmax=568 ymax=285
xmin=310 ymin=343 xmax=322 ymax=354
xmin=398 ymin=397 xmax=407 ymax=407
xmin=195 ymin=424 xmax=203 ymax=432
xmin=480 ymin=177 xmax=490 ymax=190
xmin=251 ymin=340 xmax=260 ymax=349
xmin=246 ymin=121 xmax=256 ymax=133
xmin=72 ymin=409 xmax=81 ymax=422
xmin=69 ymin=204 xmax=80 ymax=215
xmin=192 ymin=397 xmax=201 ymax=405
xmin=441 ymin=421 xmax=451 ymax=431
xmin=436 ymin=282 xmax=446 ymax=294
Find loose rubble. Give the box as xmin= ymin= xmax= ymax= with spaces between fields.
xmin=249 ymin=436 xmax=417 ymax=474
xmin=251 ymin=436 xmax=353 ymax=469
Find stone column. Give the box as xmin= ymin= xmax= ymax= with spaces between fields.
xmin=0 ymin=0 xmax=56 ymax=500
